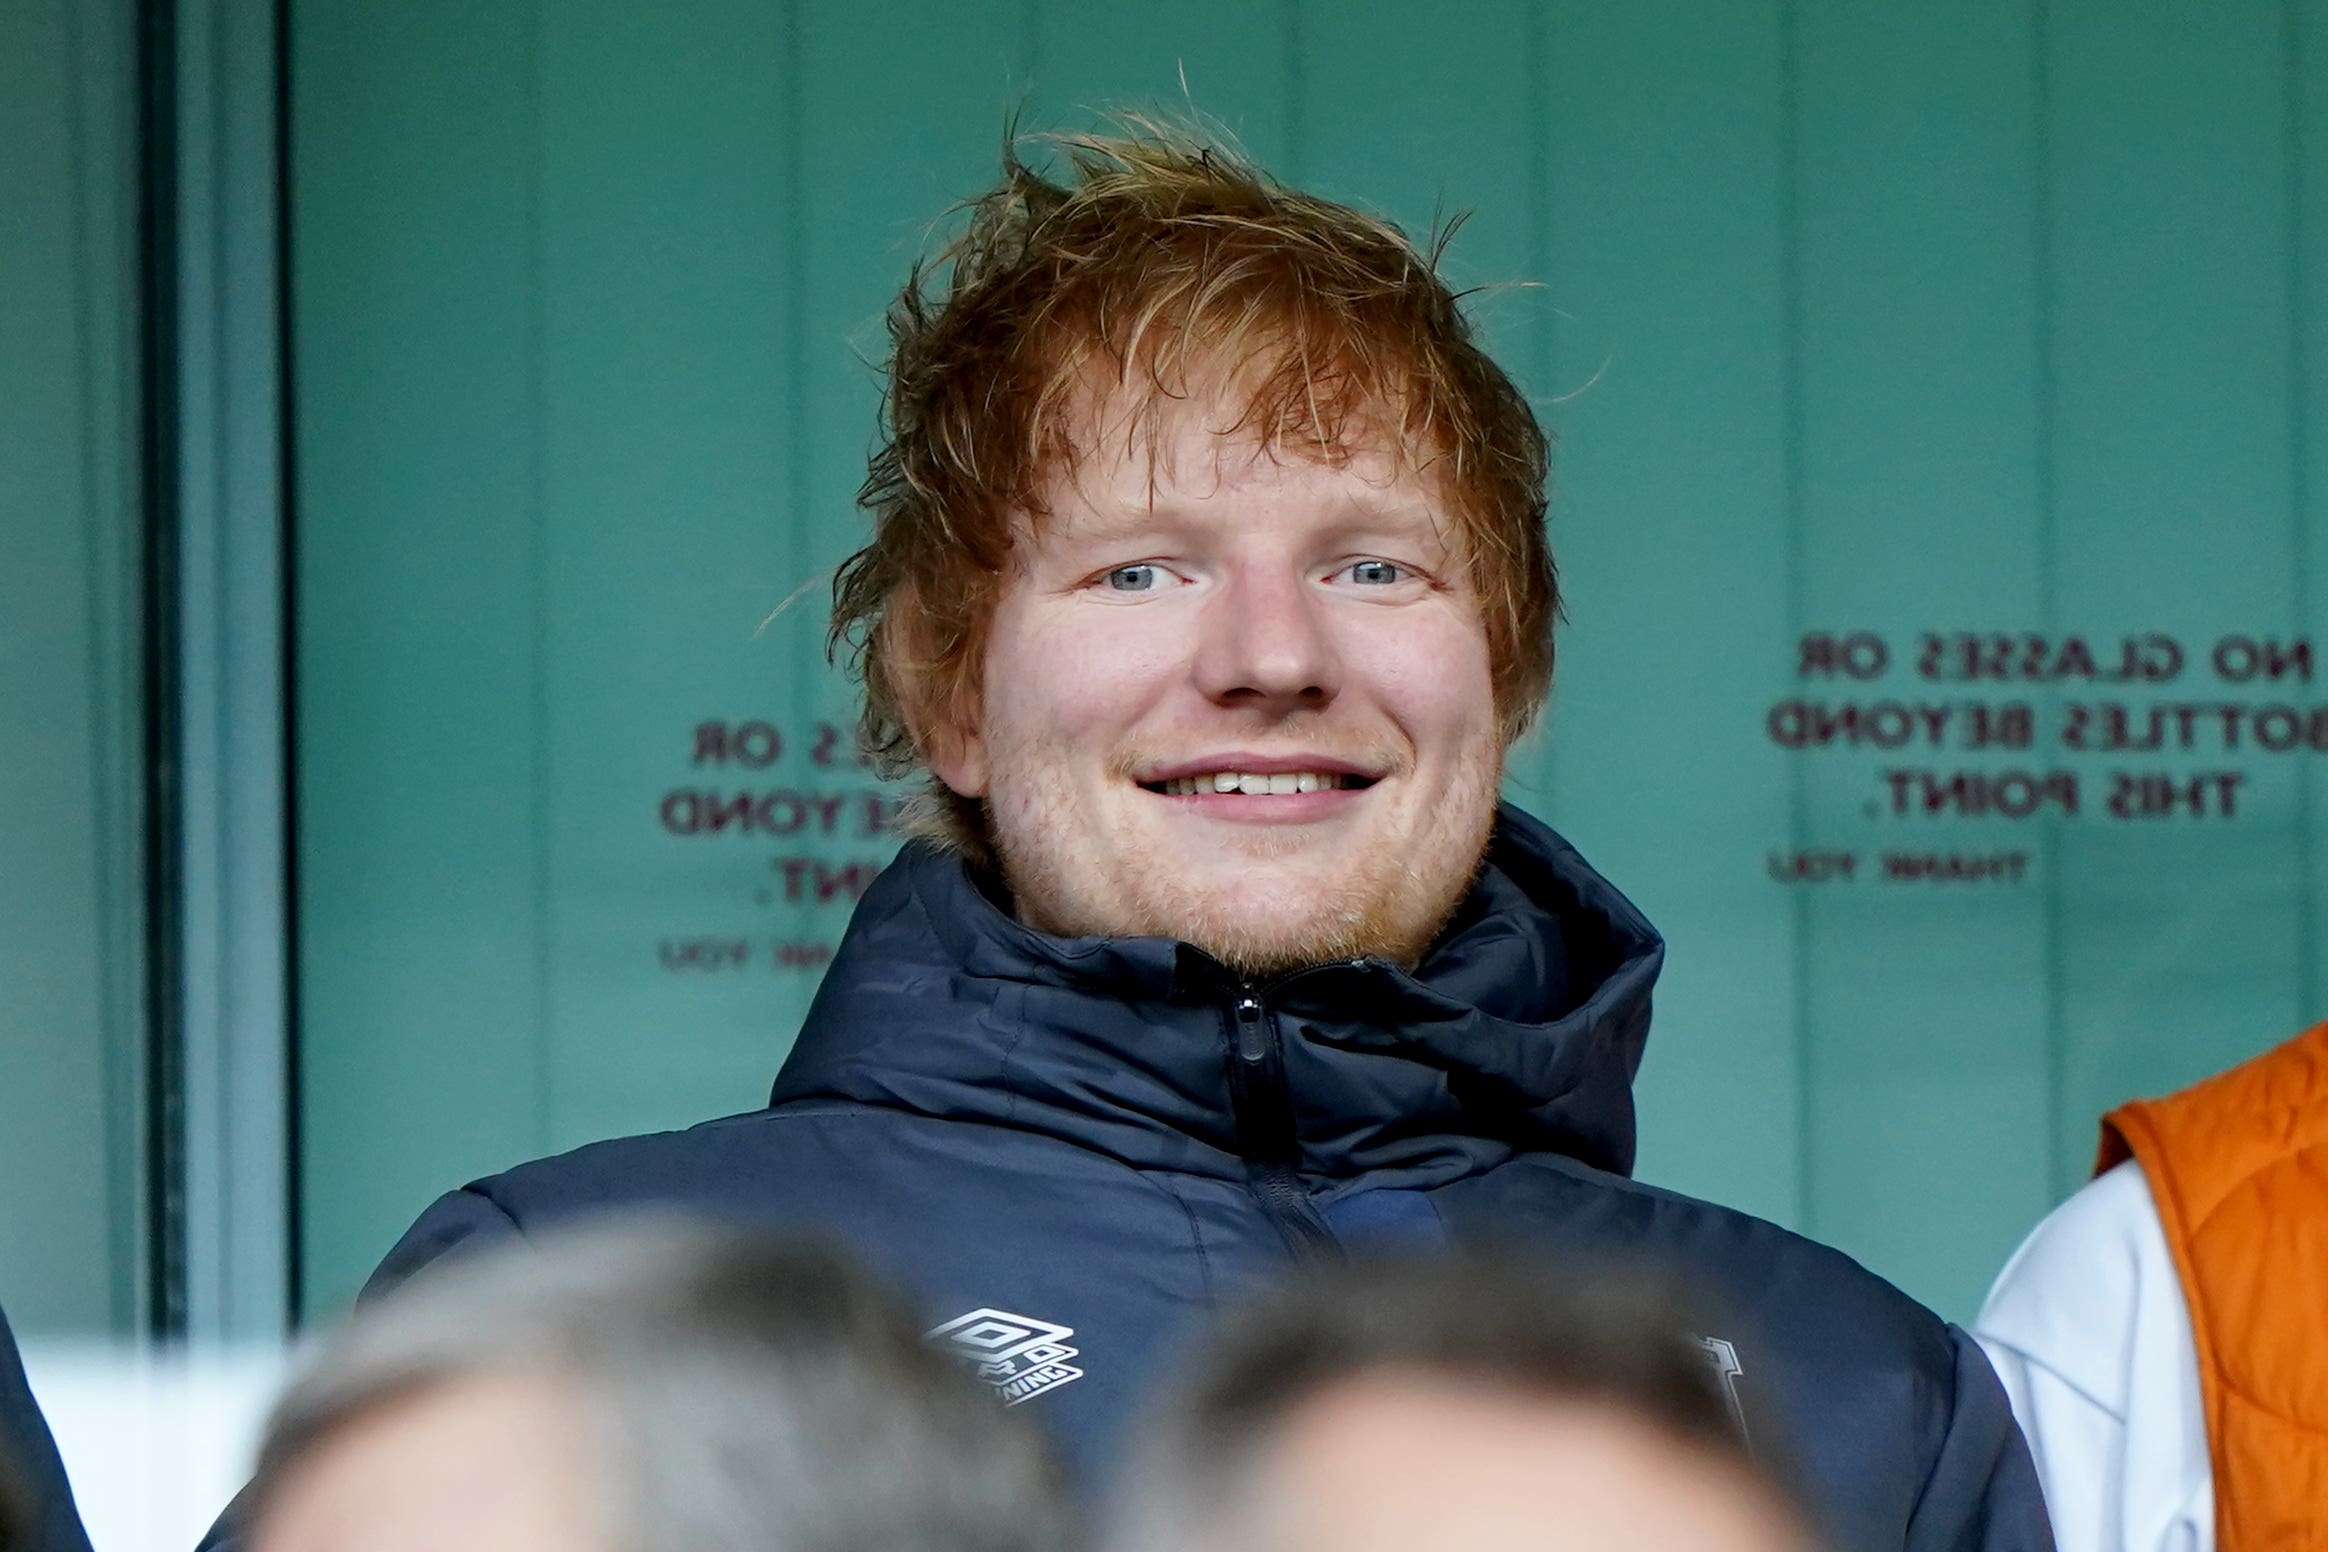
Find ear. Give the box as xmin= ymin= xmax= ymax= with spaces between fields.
xmin=922 ymin=713 xmax=989 ymax=799
xmin=883 ymin=592 xmax=990 ymax=798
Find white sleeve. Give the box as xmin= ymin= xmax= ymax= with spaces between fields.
xmin=1971 ymin=1160 xmax=2212 ymax=1552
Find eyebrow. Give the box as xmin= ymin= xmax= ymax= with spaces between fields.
xmin=1047 ymin=486 xmax=1449 ymax=550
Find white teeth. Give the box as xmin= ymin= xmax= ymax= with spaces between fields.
xmin=1156 ymin=771 xmax=1349 ymax=795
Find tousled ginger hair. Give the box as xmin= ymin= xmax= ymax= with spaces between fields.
xmin=830 ymin=122 xmax=1557 ymax=854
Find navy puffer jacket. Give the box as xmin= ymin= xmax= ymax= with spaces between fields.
xmin=0 ymin=1303 xmax=92 ymax=1552
xmin=349 ymin=805 xmax=2050 ymax=1551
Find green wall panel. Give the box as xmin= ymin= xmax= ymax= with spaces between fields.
xmin=1032 ymin=1 xmax=1291 ymax=167
xmin=2304 ymin=0 xmax=2328 ymax=1033
xmin=0 ymin=0 xmax=146 ymax=1336
xmin=1532 ymin=1 xmax=1803 ymax=1230
xmin=291 ymin=0 xmax=2328 ymax=1323
xmin=532 ymin=0 xmax=801 ymax=1146
xmin=2045 ymin=1 xmax=2310 ymax=1187
xmin=293 ymin=0 xmax=554 ymax=1309
xmin=1790 ymin=0 xmax=2051 ymax=1317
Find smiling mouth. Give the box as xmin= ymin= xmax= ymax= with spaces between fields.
xmin=1137 ymin=770 xmax=1379 ymax=797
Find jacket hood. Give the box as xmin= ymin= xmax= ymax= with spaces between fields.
xmin=771 ymin=803 xmax=1664 ymax=1186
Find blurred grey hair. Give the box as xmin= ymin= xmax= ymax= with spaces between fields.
xmin=253 ymin=1217 xmax=1077 ymax=1552
xmin=1109 ymin=1251 xmax=1803 ymax=1552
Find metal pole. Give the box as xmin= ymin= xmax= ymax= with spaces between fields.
xmin=169 ymin=0 xmax=290 ymax=1346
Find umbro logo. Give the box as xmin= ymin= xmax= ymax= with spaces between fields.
xmin=928 ymin=1307 xmax=1086 ymax=1405
xmin=1695 ymin=1334 xmax=1750 ymax=1443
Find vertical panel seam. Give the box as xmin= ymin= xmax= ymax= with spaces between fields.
xmin=1282 ymin=0 xmax=1303 ymax=180
xmin=2282 ymin=0 xmax=2319 ymax=1018
xmin=1777 ymin=0 xmax=1813 ymax=1237
xmin=1527 ymin=0 xmax=1552 ymax=392
xmin=65 ymin=0 xmax=142 ymax=1333
xmin=782 ymin=0 xmax=806 ymax=971
xmin=67 ymin=0 xmax=111 ymax=1322
xmin=274 ymin=0 xmax=304 ymax=1330
xmin=1527 ymin=0 xmax=1557 ymax=804
xmin=524 ymin=0 xmax=554 ymax=1155
xmin=1022 ymin=0 xmax=1039 ymax=103
xmin=208 ymin=0 xmax=235 ymax=1294
xmin=139 ymin=0 xmax=189 ymax=1339
xmin=2031 ymin=0 xmax=2067 ymax=1197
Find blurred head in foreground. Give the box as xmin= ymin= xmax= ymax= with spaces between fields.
xmin=248 ymin=1219 xmax=1074 ymax=1552
xmin=1112 ymin=1254 xmax=1816 ymax=1552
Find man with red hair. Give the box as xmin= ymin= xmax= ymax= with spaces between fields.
xmin=287 ymin=129 xmax=2048 ymax=1550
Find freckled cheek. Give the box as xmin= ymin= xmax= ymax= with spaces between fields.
xmin=1347 ymin=621 xmax=1497 ymax=750
xmin=985 ymin=610 xmax=1188 ymax=746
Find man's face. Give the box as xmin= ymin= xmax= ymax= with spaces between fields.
xmin=927 ymin=388 xmax=1503 ymax=974
xmin=1242 ymin=1373 xmax=1812 ymax=1552
xmin=252 ymin=1371 xmax=608 ymax=1552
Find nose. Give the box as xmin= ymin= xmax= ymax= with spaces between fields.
xmin=1191 ymin=563 xmax=1341 ymax=713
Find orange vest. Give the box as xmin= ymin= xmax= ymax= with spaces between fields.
xmin=2096 ymin=1021 xmax=2328 ymax=1552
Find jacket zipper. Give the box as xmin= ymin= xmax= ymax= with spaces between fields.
xmin=1227 ymin=988 xmax=1342 ymax=1262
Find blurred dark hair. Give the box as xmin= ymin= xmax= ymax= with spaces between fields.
xmin=1114 ymin=1250 xmax=1807 ymax=1551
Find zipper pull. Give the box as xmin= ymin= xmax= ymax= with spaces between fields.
xmin=1233 ymin=993 xmax=1270 ymax=1062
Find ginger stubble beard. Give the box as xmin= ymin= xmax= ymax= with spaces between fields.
xmin=979 ymin=729 xmax=1503 ymax=977
xmin=958 ymin=382 xmax=1510 ymax=976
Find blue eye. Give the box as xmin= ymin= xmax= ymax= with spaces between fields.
xmin=1348 ymin=560 xmax=1404 ymax=585
xmin=1105 ymin=564 xmax=1159 ymax=591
